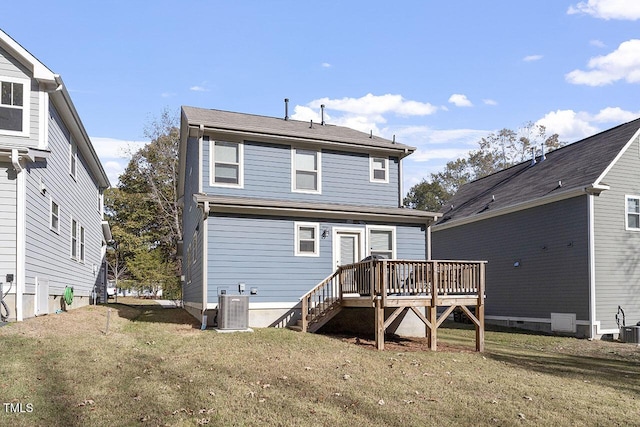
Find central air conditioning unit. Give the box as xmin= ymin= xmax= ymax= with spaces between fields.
xmin=620 ymin=325 xmax=640 ymax=344
xmin=218 ymin=294 xmax=249 ymax=330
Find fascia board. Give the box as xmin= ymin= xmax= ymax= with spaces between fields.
xmin=433 ymin=186 xmax=589 ymax=232
xmin=593 ymin=127 xmax=640 ymax=186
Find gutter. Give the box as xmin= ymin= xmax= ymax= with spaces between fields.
xmin=433 ymin=185 xmax=603 ymax=232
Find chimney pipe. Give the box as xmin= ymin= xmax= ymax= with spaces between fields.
xmin=309 ymin=119 xmax=313 ymax=129
xmin=320 ymin=104 xmax=325 ymax=125
xmin=284 ymin=98 xmax=289 ymax=121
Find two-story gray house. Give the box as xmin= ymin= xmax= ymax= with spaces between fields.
xmin=178 ymin=106 xmax=441 ymax=332
xmin=0 ymin=30 xmax=110 ymax=321
xmin=432 ymin=118 xmax=640 ymax=339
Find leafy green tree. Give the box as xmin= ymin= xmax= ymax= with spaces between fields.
xmin=405 ymin=123 xmax=563 ymax=211
xmin=104 ymin=109 xmax=182 ymax=299
xmin=403 ymin=179 xmax=449 ymax=211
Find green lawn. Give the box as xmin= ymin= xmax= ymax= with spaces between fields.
xmin=1 ymin=302 xmax=638 ymax=426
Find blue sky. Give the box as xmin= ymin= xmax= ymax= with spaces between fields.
xmin=3 ymin=0 xmax=640 ymax=189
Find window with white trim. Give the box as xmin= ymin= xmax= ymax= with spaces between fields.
xmin=626 ymin=196 xmax=640 ymax=230
xmin=208 ymin=136 xmax=243 ymax=187
xmin=71 ymin=219 xmax=78 ymax=259
xmin=79 ymin=226 xmax=85 ymax=262
xmin=0 ymin=77 xmax=29 ymax=135
xmin=50 ymin=199 xmax=60 ymax=233
xmin=292 ymin=148 xmax=321 ymax=193
xmin=370 ymin=156 xmax=389 ymax=183
xmin=295 ymin=222 xmax=319 ymax=257
xmin=367 ymin=226 xmax=395 ymax=259
xmin=70 ymin=136 xmax=77 ymax=180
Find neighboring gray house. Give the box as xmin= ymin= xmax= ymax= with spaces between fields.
xmin=0 ymin=30 xmax=111 ymax=321
xmin=178 ymin=105 xmax=439 ymax=331
xmin=432 ymin=118 xmax=640 ymax=338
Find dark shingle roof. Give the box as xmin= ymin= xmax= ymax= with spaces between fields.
xmin=437 ymin=117 xmax=640 ymax=225
xmin=182 ymin=106 xmax=414 ymax=153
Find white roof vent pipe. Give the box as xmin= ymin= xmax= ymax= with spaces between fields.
xmin=530 ymin=147 xmax=537 ymax=166
xmin=540 ymin=144 xmax=546 ymax=161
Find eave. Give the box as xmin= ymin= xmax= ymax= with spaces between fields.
xmin=195 ymin=194 xmax=440 ymax=225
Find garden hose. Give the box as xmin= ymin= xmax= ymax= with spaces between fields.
xmin=1 ymin=281 xmax=11 ymax=322
xmin=63 ymin=286 xmax=74 ymax=306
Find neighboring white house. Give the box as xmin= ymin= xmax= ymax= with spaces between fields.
xmin=0 ymin=29 xmax=110 ymax=321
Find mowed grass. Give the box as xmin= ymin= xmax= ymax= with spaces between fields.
xmin=1 ymin=302 xmax=639 ymax=426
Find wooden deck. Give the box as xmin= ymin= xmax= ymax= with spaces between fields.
xmin=300 ymin=259 xmax=486 ymax=351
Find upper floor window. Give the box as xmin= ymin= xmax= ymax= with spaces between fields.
xmin=70 ymin=137 xmax=77 ymax=180
xmin=50 ymin=199 xmax=60 ymax=233
xmin=370 ymin=156 xmax=389 ymax=183
xmin=71 ymin=219 xmax=78 ymax=259
xmin=626 ymin=196 xmax=640 ymax=230
xmin=292 ymin=148 xmax=321 ymax=193
xmin=0 ymin=77 xmax=29 ymax=136
xmin=208 ymin=136 xmax=243 ymax=187
xmin=367 ymin=226 xmax=395 ymax=259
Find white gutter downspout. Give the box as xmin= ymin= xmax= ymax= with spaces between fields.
xmin=11 ymin=149 xmax=25 ymax=321
xmin=587 ymin=194 xmax=596 ymax=339
xmin=202 ymin=200 xmax=210 ymax=323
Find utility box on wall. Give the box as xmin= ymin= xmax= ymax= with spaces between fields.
xmin=620 ymin=325 xmax=640 ymax=344
xmin=218 ymin=295 xmax=249 ymax=330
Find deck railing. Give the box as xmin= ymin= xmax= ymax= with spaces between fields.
xmin=300 ymin=259 xmax=486 ymax=332
xmin=338 ymin=259 xmax=486 ymax=298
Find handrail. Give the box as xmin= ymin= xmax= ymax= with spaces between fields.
xmin=299 ymin=267 xmax=342 ymax=332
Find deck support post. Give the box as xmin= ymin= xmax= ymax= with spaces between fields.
xmin=475 ymin=262 xmax=486 ymax=352
xmin=375 ymin=297 xmax=385 ymax=350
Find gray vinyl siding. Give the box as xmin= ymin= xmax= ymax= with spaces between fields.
xmin=23 ymin=102 xmax=103 ymax=297
xmin=0 ymin=163 xmax=16 ymax=282
xmin=201 ymin=137 xmax=399 ymax=207
xmin=432 ymin=196 xmax=590 ymax=320
xmin=593 ymin=136 xmax=640 ymax=330
xmin=207 ymin=215 xmax=426 ymax=304
xmin=0 ymin=45 xmax=40 ymax=147
xmin=182 ymin=136 xmax=203 ymax=304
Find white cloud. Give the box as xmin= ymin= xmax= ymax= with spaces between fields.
xmin=483 ymin=99 xmax=498 ymax=106
xmin=190 ymin=85 xmax=209 ymax=92
xmin=591 ymin=106 xmax=639 ymax=123
xmin=291 ymin=93 xmax=439 ymax=136
xmin=523 ymin=55 xmax=543 ymax=62
xmin=448 ymin=94 xmax=473 ymax=107
xmin=91 ymin=137 xmax=149 ymax=186
xmin=536 ymin=110 xmax=598 ymax=141
xmin=536 ymin=107 xmax=639 ymax=142
xmin=566 ymin=39 xmax=640 ymax=86
xmin=568 ymin=0 xmax=640 ymax=20
xmin=303 ymin=93 xmax=439 ymax=117
xmin=321 ymin=62 xmax=331 ymax=68
xmin=161 ymin=92 xmax=175 ymax=98
xmin=590 ymin=39 xmax=606 ymax=48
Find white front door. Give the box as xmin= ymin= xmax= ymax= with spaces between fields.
xmin=333 ymin=228 xmax=363 ymax=269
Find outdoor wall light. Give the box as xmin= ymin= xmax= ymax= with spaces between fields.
xmin=321 ymin=228 xmax=329 ymax=239
xmin=250 ymin=287 xmax=258 ymax=295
